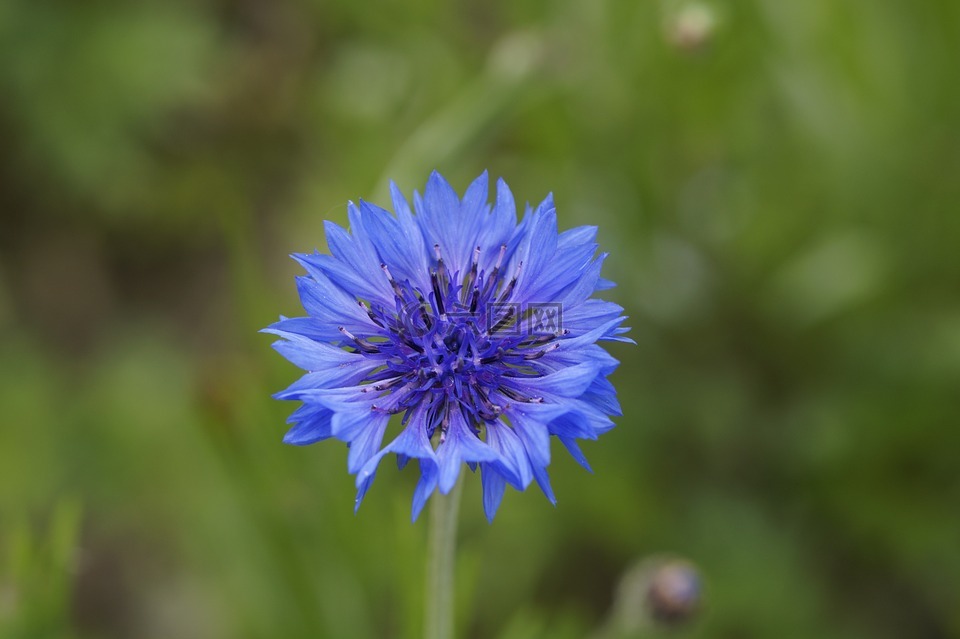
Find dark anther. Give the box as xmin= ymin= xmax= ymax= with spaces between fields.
xmin=462 ymin=246 xmax=481 ymax=302
xmin=499 ymin=386 xmax=541 ymax=403
xmin=523 ymin=342 xmax=559 ymax=360
xmin=338 ymin=326 xmax=381 ymax=353
xmin=521 ymin=332 xmax=559 ymax=347
xmin=434 ymin=244 xmax=448 ymax=287
xmin=398 ymin=332 xmax=425 ymax=353
xmin=496 ymin=261 xmax=522 ymax=304
xmin=490 ymin=305 xmax=516 ymax=334
xmin=468 ymin=287 xmax=480 ymax=313
xmin=413 ymin=290 xmax=433 ymax=329
xmin=371 ymin=403 xmax=403 ymax=415
xmin=380 ymin=263 xmax=404 ymax=298
xmin=362 ymin=376 xmax=406 ymax=393
xmin=474 ymin=386 xmax=502 ymax=421
xmin=482 ymin=244 xmax=508 ymax=298
xmin=480 ymin=347 xmax=504 ymax=365
xmin=358 ymin=300 xmax=385 ymax=327
xmin=430 ymin=270 xmax=446 ymax=317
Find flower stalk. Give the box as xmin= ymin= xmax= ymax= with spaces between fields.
xmin=425 ymin=478 xmax=464 ymax=639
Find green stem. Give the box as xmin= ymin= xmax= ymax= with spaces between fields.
xmin=425 ymin=478 xmax=464 ymax=639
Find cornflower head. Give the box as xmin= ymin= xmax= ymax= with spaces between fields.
xmin=264 ymin=171 xmax=630 ymax=521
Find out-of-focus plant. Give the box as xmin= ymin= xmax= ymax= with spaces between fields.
xmin=1 ymin=499 xmax=82 ymax=639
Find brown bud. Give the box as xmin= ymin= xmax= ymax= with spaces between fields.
xmin=666 ymin=3 xmax=717 ymax=53
xmin=646 ymin=560 xmax=702 ymax=624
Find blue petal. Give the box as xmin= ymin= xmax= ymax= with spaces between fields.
xmin=595 ymin=277 xmax=616 ymax=290
xmin=282 ymin=405 xmax=334 ymax=445
xmin=518 ymin=240 xmax=597 ymax=303
xmin=354 ymin=475 xmax=375 ymax=514
xmin=272 ymin=368 xmax=372 ymax=400
xmin=562 ymin=299 xmax=626 ymax=330
xmin=513 ymin=198 xmax=558 ymax=302
xmin=357 ymin=199 xmax=431 ymax=290
xmin=390 ymin=180 xmax=413 ymax=218
xmin=475 ymin=178 xmax=517 ymax=271
xmin=559 ymin=436 xmax=593 ymax=472
xmin=545 ymin=411 xmax=598 ymax=441
xmin=458 ymin=171 xmax=492 ymax=268
xmin=264 ymin=316 xmax=338 ymax=342
xmin=557 ymin=225 xmax=598 ymax=248
xmin=416 ymin=171 xmax=472 ymax=276
xmin=559 ymin=317 xmax=628 ymax=350
xmin=435 ymin=410 xmax=500 ymax=494
xmin=346 ymin=201 xmax=395 ymax=281
xmin=410 ymin=459 xmax=439 ymax=521
xmin=356 ymin=415 xmax=436 ymax=486
xmin=559 ymin=253 xmax=607 ymax=306
xmin=292 ymin=272 xmax=376 ymax=332
xmin=584 ymin=376 xmax=622 ymax=416
xmin=353 ymin=406 xmax=441 ymax=518
xmin=263 ymin=329 xmax=367 ymax=371
xmin=317 ymin=221 xmax=394 ymax=304
xmin=274 ymin=385 xmax=370 ymax=415
xmin=508 ymin=408 xmax=556 ymax=505
xmin=480 ymin=465 xmax=507 ymax=522
xmin=346 ymin=414 xmax=389 ymax=473
xmin=532 ymin=464 xmax=556 ymax=504
xmin=485 ymin=420 xmax=534 ymax=489
xmin=508 ymin=362 xmax=600 ymax=399
xmin=331 ymin=408 xmax=378 ymax=439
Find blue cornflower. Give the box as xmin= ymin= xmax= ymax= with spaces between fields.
xmin=264 ymin=171 xmax=630 ymax=521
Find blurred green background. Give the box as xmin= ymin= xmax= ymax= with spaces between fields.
xmin=1 ymin=0 xmax=958 ymax=638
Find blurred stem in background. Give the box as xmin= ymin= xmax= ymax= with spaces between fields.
xmin=0 ymin=499 xmax=82 ymax=638
xmin=373 ymin=31 xmax=546 ymax=201
xmin=425 ymin=478 xmax=463 ymax=639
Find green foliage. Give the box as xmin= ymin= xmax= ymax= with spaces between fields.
xmin=0 ymin=500 xmax=81 ymax=639
xmin=1 ymin=0 xmax=958 ymax=637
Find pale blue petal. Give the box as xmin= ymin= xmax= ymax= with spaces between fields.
xmin=318 ymin=221 xmax=394 ymax=304
xmin=557 ymin=225 xmax=598 ymax=248
xmin=558 ymin=253 xmax=607 ymax=306
xmin=357 ymin=200 xmax=431 ymax=290
xmin=559 ymin=436 xmax=592 ymax=472
xmin=263 ymin=316 xmax=341 ymax=344
xmin=513 ymin=200 xmax=558 ymax=301
xmin=475 ymin=178 xmax=518 ymax=271
xmin=417 ymin=171 xmax=473 ymax=275
xmin=282 ymin=406 xmax=334 ymax=445
xmin=436 ymin=410 xmax=500 ymax=494
xmin=480 ymin=466 xmax=507 ymax=522
xmin=346 ymin=414 xmax=389 ymax=473
xmin=507 ymin=362 xmax=600 ymax=399
xmin=293 ymin=273 xmax=378 ymax=334
xmin=410 ymin=460 xmax=439 ymax=521
xmin=485 ymin=420 xmax=533 ymax=489
xmin=263 ymin=329 xmax=366 ymax=371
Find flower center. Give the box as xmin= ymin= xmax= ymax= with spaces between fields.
xmin=338 ymin=244 xmax=563 ymax=443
